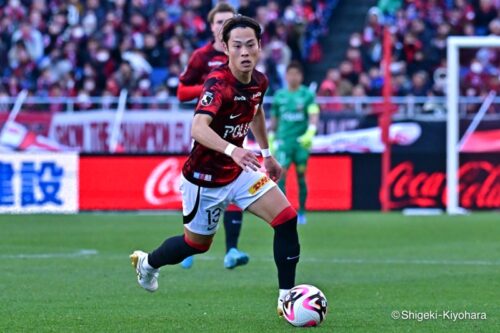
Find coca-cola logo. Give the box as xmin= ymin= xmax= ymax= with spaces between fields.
xmin=144 ymin=159 xmax=182 ymax=205
xmin=385 ymin=161 xmax=500 ymax=209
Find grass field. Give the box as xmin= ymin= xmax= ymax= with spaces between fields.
xmin=0 ymin=212 xmax=499 ymax=333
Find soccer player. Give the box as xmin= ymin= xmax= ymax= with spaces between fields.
xmin=176 ymin=3 xmax=249 ymax=270
xmin=269 ymin=62 xmax=320 ymax=225
xmin=131 ymin=15 xmax=300 ymax=316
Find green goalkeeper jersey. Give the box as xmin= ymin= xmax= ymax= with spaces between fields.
xmin=271 ymin=85 xmax=316 ymax=143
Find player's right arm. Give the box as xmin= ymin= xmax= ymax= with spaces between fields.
xmin=191 ymin=114 xmax=260 ymax=171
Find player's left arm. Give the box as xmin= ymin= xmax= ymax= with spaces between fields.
xmin=177 ymin=82 xmax=204 ymax=102
xmin=267 ymin=93 xmax=280 ymax=151
xmin=250 ymin=105 xmax=282 ymax=181
xmin=297 ymin=94 xmax=320 ymax=149
xmin=177 ymin=50 xmax=205 ymax=102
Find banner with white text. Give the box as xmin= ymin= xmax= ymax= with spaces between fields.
xmin=48 ymin=111 xmax=193 ymax=153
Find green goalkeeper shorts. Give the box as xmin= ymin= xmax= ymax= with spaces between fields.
xmin=275 ymin=142 xmax=310 ymax=170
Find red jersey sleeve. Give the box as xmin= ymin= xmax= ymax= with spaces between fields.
xmin=195 ymin=76 xmax=225 ymax=117
xmin=179 ymin=49 xmax=204 ymax=86
xmin=177 ymin=82 xmax=203 ymax=102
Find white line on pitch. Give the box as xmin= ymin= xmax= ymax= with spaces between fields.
xmin=305 ymin=257 xmax=500 ymax=266
xmin=194 ymin=256 xmax=500 ymax=266
xmin=3 ymin=250 xmax=499 ymax=266
xmin=0 ymin=249 xmax=98 ymax=259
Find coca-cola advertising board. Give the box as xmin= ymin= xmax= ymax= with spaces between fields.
xmin=352 ymin=153 xmax=500 ymax=210
xmin=79 ymin=155 xmax=353 ymax=210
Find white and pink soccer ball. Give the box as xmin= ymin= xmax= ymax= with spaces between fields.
xmin=282 ymin=284 xmax=328 ymax=327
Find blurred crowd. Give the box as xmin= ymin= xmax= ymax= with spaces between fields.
xmin=0 ymin=0 xmax=333 ymax=110
xmin=318 ymin=0 xmax=500 ymax=113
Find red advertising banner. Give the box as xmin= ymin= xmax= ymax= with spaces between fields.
xmin=0 ymin=111 xmax=53 ymax=136
xmin=79 ymin=155 xmax=352 ymax=210
xmin=284 ymin=156 xmax=352 ymax=210
xmin=79 ymin=156 xmax=186 ymax=210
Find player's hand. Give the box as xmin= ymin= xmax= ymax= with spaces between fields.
xmin=297 ymin=127 xmax=316 ymax=150
xmin=231 ymin=147 xmax=261 ymax=172
xmin=263 ymin=156 xmax=282 ymax=182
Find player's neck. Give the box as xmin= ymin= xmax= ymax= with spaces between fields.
xmin=288 ymin=85 xmax=300 ymax=92
xmin=229 ymin=63 xmax=252 ymax=84
xmin=213 ymin=40 xmax=224 ymax=52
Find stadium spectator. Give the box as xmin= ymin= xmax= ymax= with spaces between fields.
xmin=378 ymin=0 xmax=403 ymax=16
xmin=12 ymin=22 xmax=44 ymax=63
xmin=489 ymin=17 xmax=500 ymax=35
xmin=317 ymin=68 xmax=343 ymax=112
xmin=0 ymin=0 xmax=332 ymax=103
xmin=317 ymin=0 xmax=500 ymax=112
xmin=473 ymin=0 xmax=498 ymax=35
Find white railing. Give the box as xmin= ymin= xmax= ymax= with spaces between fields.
xmin=0 ymin=95 xmax=499 ymax=120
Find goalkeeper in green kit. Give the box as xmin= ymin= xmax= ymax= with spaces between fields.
xmin=269 ymin=61 xmax=320 ymax=225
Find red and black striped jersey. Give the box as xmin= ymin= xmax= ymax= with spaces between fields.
xmin=178 ymin=42 xmax=228 ymax=86
xmin=183 ymin=64 xmax=268 ymax=187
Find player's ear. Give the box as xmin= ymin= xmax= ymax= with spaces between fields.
xmin=223 ymin=42 xmax=229 ymax=55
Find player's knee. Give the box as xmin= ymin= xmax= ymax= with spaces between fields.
xmin=271 ymin=206 xmax=297 ymax=228
xmin=296 ymin=164 xmax=306 ymax=174
xmin=183 ymin=234 xmax=212 ymax=254
xmin=226 ymin=204 xmax=242 ymax=212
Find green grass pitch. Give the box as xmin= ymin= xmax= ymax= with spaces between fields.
xmin=0 ymin=212 xmax=498 ymax=332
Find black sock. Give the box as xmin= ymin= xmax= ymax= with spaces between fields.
xmin=224 ymin=210 xmax=243 ymax=252
xmin=273 ymin=216 xmax=300 ymax=289
xmin=148 ymin=235 xmax=207 ymax=269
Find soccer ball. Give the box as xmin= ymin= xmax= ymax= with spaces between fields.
xmin=282 ymin=284 xmax=328 ymax=327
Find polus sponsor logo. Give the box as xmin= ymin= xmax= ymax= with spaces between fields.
xmin=144 ymin=159 xmax=182 ymax=205
xmin=223 ymin=122 xmax=250 ymax=139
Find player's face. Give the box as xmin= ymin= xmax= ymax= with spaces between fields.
xmin=225 ymin=27 xmax=261 ymax=73
xmin=211 ymin=12 xmax=234 ymax=43
xmin=286 ymin=68 xmax=303 ymax=88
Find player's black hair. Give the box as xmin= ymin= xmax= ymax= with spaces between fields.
xmin=286 ymin=61 xmax=303 ymax=73
xmin=222 ymin=15 xmax=262 ymax=44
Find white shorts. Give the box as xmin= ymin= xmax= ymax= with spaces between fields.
xmin=180 ymin=170 xmax=276 ymax=235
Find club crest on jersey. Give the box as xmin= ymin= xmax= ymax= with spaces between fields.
xmin=252 ymin=91 xmax=262 ymax=99
xmin=201 ymin=92 xmax=213 ymax=106
xmin=249 ymin=176 xmax=270 ymax=194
